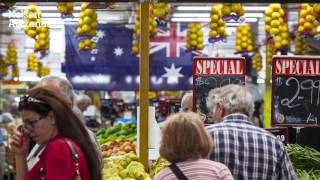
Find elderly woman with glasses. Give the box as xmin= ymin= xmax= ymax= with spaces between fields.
xmin=10 ymin=87 xmax=101 ymax=180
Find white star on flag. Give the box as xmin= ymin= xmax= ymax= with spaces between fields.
xmin=162 ymin=63 xmax=184 ymax=84
xmin=96 ymin=30 xmax=105 ymax=39
xmin=113 ymin=46 xmax=124 ymax=56
xmin=90 ymin=56 xmax=96 ymax=61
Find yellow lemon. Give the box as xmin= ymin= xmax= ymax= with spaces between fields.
xmin=190 ymin=40 xmax=197 ymax=47
xmin=197 ymin=37 xmax=204 ymax=43
xmin=279 ymin=9 xmax=285 ymax=16
xmin=281 ymin=39 xmax=289 ymax=47
xmin=275 ymin=42 xmax=281 ymax=49
xmin=241 ymin=42 xmax=248 ymax=48
xmin=39 ymin=39 xmax=46 ymax=47
xmin=90 ymin=42 xmax=97 ymax=49
xmin=265 ymin=9 xmax=273 ymax=17
xmin=81 ymin=3 xmax=88 ymax=10
xmin=222 ymin=5 xmax=231 ymax=16
xmin=236 ymin=45 xmax=242 ymax=52
xmin=270 ymin=28 xmax=279 ymax=35
xmin=210 ymin=23 xmax=218 ymax=30
xmin=313 ymin=4 xmax=320 ymax=15
xmin=231 ymin=3 xmax=242 ymax=13
xmin=197 ymin=30 xmax=203 ymax=36
xmin=77 ymin=27 xmax=83 ymax=35
xmin=247 ymin=45 xmax=254 ymax=51
xmin=209 ymin=30 xmax=218 ymax=38
xmin=218 ymin=19 xmax=225 ymax=26
xmin=265 ymin=17 xmax=272 ymax=24
xmin=39 ymin=33 xmax=47 ymax=39
xmin=217 ymin=27 xmax=225 ymax=34
xmin=299 ymin=18 xmax=306 ymax=25
xmin=310 ymin=28 xmax=317 ymax=35
xmin=271 ymin=20 xmax=280 ymax=27
xmin=82 ymin=24 xmax=91 ymax=33
xmin=265 ymin=25 xmax=271 ymax=33
xmin=281 ymin=32 xmax=289 ymax=39
xmin=211 ymin=14 xmax=219 ymax=22
xmin=91 ymin=21 xmax=97 ymax=28
xmin=238 ymin=8 xmax=245 ymax=16
xmin=211 ymin=6 xmax=219 ymax=14
xmin=303 ymin=22 xmax=313 ymax=30
xmin=270 ymin=4 xmax=281 ymax=11
xmin=27 ymin=30 xmax=37 ymax=38
xmin=313 ymin=20 xmax=319 ymax=27
xmin=300 ymin=10 xmax=307 ymax=18
xmin=79 ymin=41 xmax=85 ymax=49
xmin=132 ymin=46 xmax=139 ymax=54
xmin=298 ymin=26 xmax=304 ymax=33
xmin=190 ymin=33 xmax=197 ymax=40
xmin=271 ymin=12 xmax=280 ymax=19
xmin=241 ymin=36 xmax=248 ymax=42
xmin=83 ymin=16 xmax=92 ymax=24
xmin=305 ymin=14 xmax=315 ymax=22
xmin=196 ymin=43 xmax=204 ymax=49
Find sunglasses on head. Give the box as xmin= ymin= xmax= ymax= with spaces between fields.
xmin=19 ymin=94 xmax=48 ymax=108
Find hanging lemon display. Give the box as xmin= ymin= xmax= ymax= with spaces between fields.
xmin=298 ymin=3 xmax=318 ymax=38
xmin=186 ymin=23 xmax=204 ymax=50
xmin=209 ymin=5 xmax=229 ymax=43
xmin=221 ymin=3 xmax=245 ymax=22
xmin=235 ymin=25 xmax=254 ymax=54
xmin=4 ymin=43 xmax=17 ymax=65
xmin=56 ymin=2 xmax=74 ymax=18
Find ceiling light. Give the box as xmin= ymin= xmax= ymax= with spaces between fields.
xmin=243 ymin=6 xmax=268 ymax=11
xmin=173 ymin=13 xmax=210 ymax=18
xmin=16 ymin=6 xmax=81 ymax=11
xmin=171 ymin=17 xmax=211 ymax=22
xmin=177 ymin=6 xmax=211 ymax=11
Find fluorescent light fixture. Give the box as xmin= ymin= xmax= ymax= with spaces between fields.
xmin=16 ymin=6 xmax=81 ymax=11
xmin=226 ymin=22 xmax=247 ymax=26
xmin=171 ymin=17 xmax=257 ymax=23
xmin=243 ymin=13 xmax=264 ymax=18
xmin=171 ymin=17 xmax=211 ymax=22
xmin=243 ymin=6 xmax=268 ymax=11
xmin=177 ymin=6 xmax=211 ymax=11
xmin=177 ymin=6 xmax=268 ymax=11
xmin=173 ymin=13 xmax=210 ymax=18
xmin=173 ymin=12 xmax=263 ymax=18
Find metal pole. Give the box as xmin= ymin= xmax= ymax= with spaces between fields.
xmin=139 ymin=2 xmax=149 ymax=170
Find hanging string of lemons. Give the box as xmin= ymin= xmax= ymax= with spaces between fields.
xmin=264 ymin=4 xmax=285 ymax=37
xmin=34 ymin=26 xmax=50 ymax=56
xmin=252 ymin=51 xmax=262 ymax=72
xmin=27 ymin=53 xmax=38 ymax=72
xmin=221 ymin=3 xmax=245 ymax=21
xmin=0 ymin=59 xmax=8 ymax=77
xmin=24 ymin=5 xmax=43 ymax=39
xmin=4 ymin=43 xmax=17 ymax=65
xmin=131 ymin=5 xmax=158 ymax=55
xmin=12 ymin=65 xmax=19 ymax=80
xmin=56 ymin=2 xmax=74 ymax=18
xmin=209 ymin=5 xmax=229 ymax=42
xmin=153 ymin=3 xmax=170 ymax=20
xmin=298 ymin=3 xmax=318 ymax=37
xmin=186 ymin=23 xmax=204 ymax=50
xmin=235 ymin=25 xmax=254 ymax=53
xmin=313 ymin=4 xmax=320 ymax=20
xmin=77 ymin=3 xmax=97 ymax=50
xmin=294 ymin=32 xmax=310 ymax=55
xmin=37 ymin=62 xmax=50 ymax=77
xmin=274 ymin=22 xmax=290 ymax=50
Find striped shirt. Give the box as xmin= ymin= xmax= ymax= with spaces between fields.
xmin=206 ymin=114 xmax=296 ymax=180
xmin=154 ymin=159 xmax=234 ymax=180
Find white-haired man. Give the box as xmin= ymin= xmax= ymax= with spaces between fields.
xmin=206 ymin=84 xmax=296 ymax=180
xmin=180 ymin=92 xmax=193 ymax=112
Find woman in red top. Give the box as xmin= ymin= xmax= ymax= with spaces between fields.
xmin=10 ymin=87 xmax=101 ymax=180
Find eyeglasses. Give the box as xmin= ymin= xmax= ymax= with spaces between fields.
xmin=20 ymin=115 xmax=45 ymax=133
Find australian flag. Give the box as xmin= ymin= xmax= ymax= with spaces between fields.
xmin=64 ymin=23 xmax=205 ymax=91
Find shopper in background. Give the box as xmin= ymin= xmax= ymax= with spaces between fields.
xmin=206 ymin=84 xmax=296 ymax=180
xmin=154 ymin=112 xmax=234 ymax=180
xmin=180 ymin=92 xmax=193 ymax=112
xmin=76 ymin=94 xmax=92 ymax=112
xmin=10 ymin=87 xmax=101 ymax=180
xmin=26 ymin=75 xmax=101 ymax=171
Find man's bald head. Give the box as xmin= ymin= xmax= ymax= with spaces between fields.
xmin=36 ymin=75 xmax=74 ymax=107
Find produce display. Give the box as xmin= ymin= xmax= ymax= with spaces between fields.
xmin=37 ymin=62 xmax=50 ymax=77
xmin=149 ymin=157 xmax=171 ymax=178
xmin=101 ymin=140 xmax=136 ymax=158
xmin=56 ymin=2 xmax=74 ymax=18
xmin=209 ymin=5 xmax=228 ymax=42
xmin=186 ymin=23 xmax=204 ymax=50
xmin=77 ymin=3 xmax=97 ymax=50
xmin=313 ymin=4 xmax=320 ymax=21
xmin=4 ymin=43 xmax=17 ymax=65
xmin=298 ymin=3 xmax=319 ymax=37
xmin=34 ymin=26 xmax=50 ymax=55
xmin=266 ymin=43 xmax=275 ymax=65
xmin=96 ymin=122 xmax=137 ymax=146
xmin=221 ymin=3 xmax=245 ymax=22
xmin=235 ymin=25 xmax=254 ymax=54
xmin=274 ymin=22 xmax=290 ymax=50
xmin=286 ymin=144 xmax=320 ymax=179
xmin=103 ymin=152 xmax=151 ymax=180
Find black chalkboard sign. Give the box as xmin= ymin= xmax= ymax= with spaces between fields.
xmin=193 ymin=57 xmax=246 ymax=123
xmin=272 ymin=56 xmax=320 ymax=125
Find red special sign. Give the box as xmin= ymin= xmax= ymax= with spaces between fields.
xmin=194 ymin=57 xmax=245 ymax=76
xmin=273 ymin=56 xmax=320 ymax=76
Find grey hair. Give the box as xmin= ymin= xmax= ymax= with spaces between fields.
xmin=206 ymin=84 xmax=254 ymax=117
xmin=37 ymin=75 xmax=75 ymax=104
xmin=76 ymin=94 xmax=92 ymax=105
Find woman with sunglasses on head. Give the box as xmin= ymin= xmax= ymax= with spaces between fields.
xmin=10 ymin=86 xmax=101 ymax=180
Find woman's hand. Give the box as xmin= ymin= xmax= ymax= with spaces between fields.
xmin=10 ymin=127 xmax=30 ymax=157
